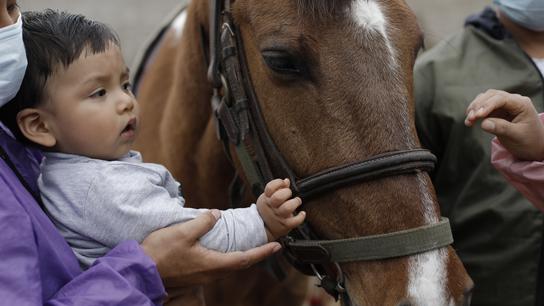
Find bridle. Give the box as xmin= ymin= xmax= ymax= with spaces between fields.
xmin=206 ymin=0 xmax=452 ymax=304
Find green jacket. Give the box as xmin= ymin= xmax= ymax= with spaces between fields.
xmin=415 ymin=8 xmax=544 ymax=306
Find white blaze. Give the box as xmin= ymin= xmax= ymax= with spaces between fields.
xmin=350 ymin=2 xmax=449 ymax=303
xmin=351 ymin=0 xmax=388 ymax=35
xmin=351 ymin=0 xmax=396 ymax=66
xmin=407 ymin=173 xmax=448 ymax=305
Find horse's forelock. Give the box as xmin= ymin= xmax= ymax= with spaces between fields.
xmin=295 ymin=0 xmax=354 ymax=18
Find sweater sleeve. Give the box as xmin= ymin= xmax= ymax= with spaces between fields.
xmin=82 ymin=164 xmax=267 ymax=254
xmin=490 ymin=113 xmax=544 ymax=212
xmin=200 ymin=204 xmax=268 ymax=252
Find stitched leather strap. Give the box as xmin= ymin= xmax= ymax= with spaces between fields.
xmin=297 ymin=149 xmax=436 ymax=199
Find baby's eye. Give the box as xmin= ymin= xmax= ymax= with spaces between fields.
xmin=89 ymin=89 xmax=107 ymax=98
xmin=122 ymin=82 xmax=132 ymax=92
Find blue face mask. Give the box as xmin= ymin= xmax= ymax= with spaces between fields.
xmin=0 ymin=14 xmax=27 ymax=108
xmin=494 ymin=0 xmax=544 ymax=32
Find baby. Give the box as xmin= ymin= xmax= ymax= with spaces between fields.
xmin=8 ymin=10 xmax=305 ymax=267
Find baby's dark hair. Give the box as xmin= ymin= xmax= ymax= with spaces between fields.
xmin=0 ymin=9 xmax=120 ymax=141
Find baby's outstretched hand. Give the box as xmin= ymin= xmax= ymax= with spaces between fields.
xmin=256 ymin=178 xmax=305 ymax=242
xmin=464 ymin=89 xmax=544 ymax=161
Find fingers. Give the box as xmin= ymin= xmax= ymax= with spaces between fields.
xmin=465 ymin=90 xmax=506 ymax=126
xmin=264 ymin=178 xmax=290 ymax=197
xmin=179 ymin=211 xmax=220 ymax=242
xmin=466 ymin=89 xmax=507 ymax=116
xmin=268 ymin=187 xmax=293 ymax=208
xmin=276 ymin=197 xmax=303 ymax=217
xmin=283 ymin=211 xmax=306 ymax=229
xmin=481 ymin=117 xmax=515 ymax=137
xmin=465 ymin=89 xmax=532 ymax=126
xmin=205 ymin=242 xmax=282 ymax=271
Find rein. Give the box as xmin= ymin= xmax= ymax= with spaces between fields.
xmin=206 ymin=0 xmax=453 ymax=304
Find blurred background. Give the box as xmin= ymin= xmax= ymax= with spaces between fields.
xmin=19 ymin=0 xmax=491 ymax=70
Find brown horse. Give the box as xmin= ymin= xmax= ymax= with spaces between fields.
xmin=133 ymin=0 xmax=473 ymax=305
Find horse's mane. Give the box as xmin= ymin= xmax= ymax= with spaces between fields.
xmin=295 ymin=0 xmax=354 ymax=18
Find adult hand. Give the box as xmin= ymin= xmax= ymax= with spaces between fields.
xmin=464 ymin=89 xmax=544 ymax=161
xmin=141 ymin=210 xmax=282 ymax=288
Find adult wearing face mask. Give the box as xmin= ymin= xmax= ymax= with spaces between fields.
xmin=414 ymin=1 xmax=544 ymax=306
xmin=0 ymin=1 xmax=281 ymax=305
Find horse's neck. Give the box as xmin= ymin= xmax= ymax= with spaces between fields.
xmin=136 ymin=3 xmax=233 ymax=208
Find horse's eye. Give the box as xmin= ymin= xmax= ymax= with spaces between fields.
xmin=262 ymin=50 xmax=304 ymax=76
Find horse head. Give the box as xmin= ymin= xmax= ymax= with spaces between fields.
xmin=134 ymin=0 xmax=473 ymax=305
xmin=218 ymin=0 xmax=473 ymax=304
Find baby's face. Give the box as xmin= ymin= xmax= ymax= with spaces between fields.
xmin=40 ymin=44 xmax=139 ymax=160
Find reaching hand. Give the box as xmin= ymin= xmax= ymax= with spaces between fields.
xmin=141 ymin=210 xmax=282 ymax=289
xmin=256 ymin=178 xmax=306 ymax=242
xmin=464 ymin=89 xmax=544 ymax=161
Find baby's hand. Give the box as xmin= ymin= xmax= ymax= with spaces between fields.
xmin=464 ymin=89 xmax=544 ymax=161
xmin=256 ymin=178 xmax=305 ymax=242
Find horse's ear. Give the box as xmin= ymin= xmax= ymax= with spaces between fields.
xmin=16 ymin=108 xmax=57 ymax=148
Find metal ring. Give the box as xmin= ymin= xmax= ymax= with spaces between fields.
xmin=332 ymin=262 xmax=347 ymax=293
xmin=310 ymin=262 xmax=347 ymax=294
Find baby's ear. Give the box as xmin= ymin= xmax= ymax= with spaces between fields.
xmin=16 ymin=108 xmax=56 ymax=148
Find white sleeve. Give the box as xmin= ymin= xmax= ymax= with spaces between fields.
xmin=199 ymin=204 xmax=268 ymax=252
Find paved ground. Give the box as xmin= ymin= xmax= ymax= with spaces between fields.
xmin=21 ymin=0 xmax=490 ymax=67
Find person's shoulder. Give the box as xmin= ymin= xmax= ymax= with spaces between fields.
xmin=417 ymin=6 xmax=504 ymax=66
xmin=43 ymin=152 xmax=140 ymax=173
xmin=84 ymin=152 xmax=171 ymax=189
xmin=41 ymin=152 xmax=106 ymax=180
xmin=416 ymin=29 xmax=476 ymax=67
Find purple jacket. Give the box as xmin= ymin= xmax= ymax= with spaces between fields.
xmin=0 ymin=127 xmax=166 ymax=305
